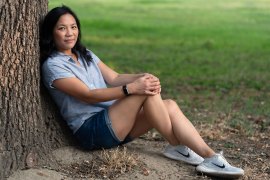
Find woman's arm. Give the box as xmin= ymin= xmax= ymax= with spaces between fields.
xmin=98 ymin=60 xmax=147 ymax=86
xmin=52 ymin=74 xmax=161 ymax=104
xmin=98 ymin=60 xmax=161 ymax=94
xmin=53 ymin=77 xmax=125 ymax=103
xmin=52 ymin=59 xmax=161 ymax=104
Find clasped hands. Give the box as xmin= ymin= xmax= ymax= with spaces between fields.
xmin=128 ymin=73 xmax=161 ymax=95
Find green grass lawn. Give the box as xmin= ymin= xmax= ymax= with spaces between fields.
xmin=49 ymin=0 xmax=269 ymax=134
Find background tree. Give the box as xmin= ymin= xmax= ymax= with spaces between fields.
xmin=0 ymin=0 xmax=75 ymax=178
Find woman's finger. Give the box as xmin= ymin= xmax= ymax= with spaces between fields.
xmin=144 ymin=90 xmax=158 ymax=95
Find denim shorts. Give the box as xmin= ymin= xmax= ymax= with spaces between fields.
xmin=74 ymin=108 xmax=132 ymax=150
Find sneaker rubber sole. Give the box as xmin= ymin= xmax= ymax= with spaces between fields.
xmin=196 ymin=165 xmax=244 ymax=178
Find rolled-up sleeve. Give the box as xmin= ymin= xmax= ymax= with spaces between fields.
xmin=42 ymin=61 xmax=75 ymax=89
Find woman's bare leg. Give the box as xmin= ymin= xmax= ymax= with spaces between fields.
xmin=127 ymin=99 xmax=215 ymax=158
xmin=164 ymin=99 xmax=215 ymax=157
xmin=109 ymin=94 xmax=179 ymax=145
xmin=109 ymin=94 xmax=215 ymax=158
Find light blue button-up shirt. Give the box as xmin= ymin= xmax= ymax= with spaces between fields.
xmin=42 ymin=50 xmax=115 ymax=133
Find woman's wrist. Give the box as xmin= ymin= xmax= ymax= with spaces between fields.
xmin=126 ymin=83 xmax=134 ymax=95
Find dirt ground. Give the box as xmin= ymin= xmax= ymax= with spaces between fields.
xmin=8 ymin=127 xmax=270 ymax=180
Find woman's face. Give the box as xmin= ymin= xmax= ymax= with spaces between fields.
xmin=53 ymin=13 xmax=79 ymax=54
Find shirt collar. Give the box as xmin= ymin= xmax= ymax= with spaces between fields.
xmin=51 ymin=51 xmax=79 ymax=63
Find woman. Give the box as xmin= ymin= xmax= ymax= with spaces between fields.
xmin=40 ymin=5 xmax=244 ymax=178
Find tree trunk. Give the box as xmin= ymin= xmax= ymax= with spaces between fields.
xmin=0 ymin=1 xmax=76 ymax=179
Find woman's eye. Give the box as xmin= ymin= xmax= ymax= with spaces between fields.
xmin=72 ymin=26 xmax=78 ymax=29
xmin=58 ymin=27 xmax=66 ymax=31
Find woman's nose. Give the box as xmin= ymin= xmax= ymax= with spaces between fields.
xmin=66 ymin=28 xmax=73 ymax=36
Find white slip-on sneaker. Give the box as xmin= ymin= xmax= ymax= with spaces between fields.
xmin=163 ymin=145 xmax=204 ymax=165
xmin=196 ymin=151 xmax=244 ymax=178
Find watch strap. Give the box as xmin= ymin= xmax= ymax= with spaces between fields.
xmin=122 ymin=85 xmax=130 ymax=96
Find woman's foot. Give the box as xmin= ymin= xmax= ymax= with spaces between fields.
xmin=196 ymin=152 xmax=244 ymax=178
xmin=163 ymin=145 xmax=204 ymax=165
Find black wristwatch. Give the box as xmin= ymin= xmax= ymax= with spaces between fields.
xmin=122 ymin=85 xmax=130 ymax=96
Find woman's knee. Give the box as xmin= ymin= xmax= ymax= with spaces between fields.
xmin=144 ymin=94 xmax=163 ymax=104
xmin=163 ymin=99 xmax=178 ymax=114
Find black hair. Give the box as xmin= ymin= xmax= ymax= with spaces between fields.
xmin=39 ymin=5 xmax=92 ymax=64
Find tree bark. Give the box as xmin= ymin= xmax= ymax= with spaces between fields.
xmin=0 ymin=0 xmax=76 ymax=179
